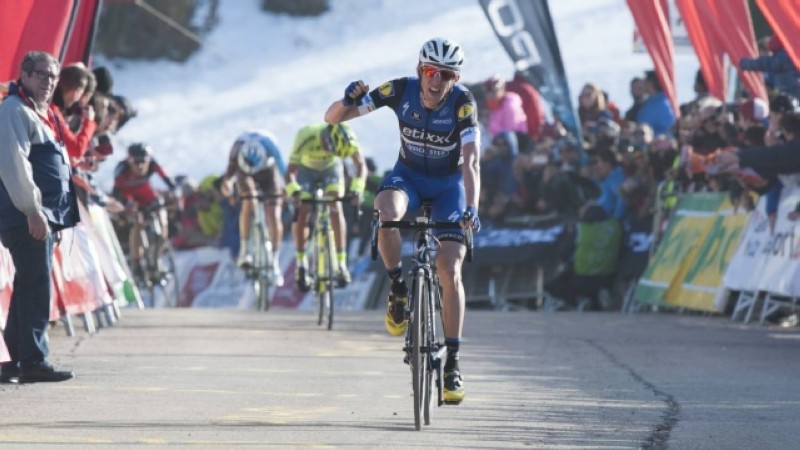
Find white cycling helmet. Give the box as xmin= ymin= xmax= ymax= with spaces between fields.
xmin=419 ymin=37 xmax=464 ymax=72
xmin=236 ymin=136 xmax=274 ymax=175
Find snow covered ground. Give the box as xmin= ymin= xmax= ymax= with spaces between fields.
xmin=94 ymin=0 xmax=699 ymax=189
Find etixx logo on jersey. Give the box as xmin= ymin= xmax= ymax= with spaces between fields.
xmin=378 ymin=82 xmax=394 ymax=98
xmin=457 ymin=104 xmax=474 ymax=120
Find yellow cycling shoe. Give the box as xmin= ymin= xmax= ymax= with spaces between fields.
xmin=384 ymin=289 xmax=408 ymax=336
xmin=443 ymin=370 xmax=465 ymax=404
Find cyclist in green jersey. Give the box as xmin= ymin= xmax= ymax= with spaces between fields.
xmin=285 ymin=123 xmax=366 ymax=290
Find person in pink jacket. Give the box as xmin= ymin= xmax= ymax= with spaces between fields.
xmin=484 ymin=75 xmax=529 ymax=138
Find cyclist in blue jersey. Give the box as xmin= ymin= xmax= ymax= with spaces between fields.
xmin=220 ymin=132 xmax=286 ymax=286
xmin=324 ymin=37 xmax=480 ymax=404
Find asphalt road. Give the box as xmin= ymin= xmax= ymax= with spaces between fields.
xmin=1 ymin=309 xmax=799 ymax=449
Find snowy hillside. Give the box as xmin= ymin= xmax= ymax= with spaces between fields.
xmin=95 ymin=0 xmax=699 ymax=189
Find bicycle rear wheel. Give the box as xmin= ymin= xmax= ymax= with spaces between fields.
xmin=411 ymin=268 xmax=427 ymax=431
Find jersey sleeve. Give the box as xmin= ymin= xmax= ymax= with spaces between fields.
xmin=260 ymin=134 xmax=287 ymax=175
xmin=228 ymin=138 xmax=243 ymax=162
xmin=360 ymin=77 xmax=409 ymax=115
xmin=454 ymin=88 xmax=480 ymax=146
xmin=151 ymin=159 xmax=173 ymax=188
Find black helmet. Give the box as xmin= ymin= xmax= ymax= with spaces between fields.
xmin=770 ymin=93 xmax=799 ymax=114
xmin=127 ymin=142 xmax=152 ymax=158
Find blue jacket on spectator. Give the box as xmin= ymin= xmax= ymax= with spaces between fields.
xmin=597 ymin=165 xmax=626 ymax=221
xmin=635 ymin=92 xmax=676 ymax=136
xmin=482 ymin=131 xmax=519 ymax=196
xmin=218 ymin=198 xmax=240 ymax=258
xmin=740 ymin=45 xmax=800 ymax=101
xmin=765 ymin=181 xmax=782 ymax=217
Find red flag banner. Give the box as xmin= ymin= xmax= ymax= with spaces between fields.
xmin=755 ymin=0 xmax=800 ymax=74
xmin=699 ymin=0 xmax=767 ymax=101
xmin=0 ymin=0 xmax=101 ymax=81
xmin=676 ymin=0 xmax=727 ymax=101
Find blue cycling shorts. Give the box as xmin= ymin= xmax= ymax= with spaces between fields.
xmin=377 ymin=162 xmax=465 ymax=243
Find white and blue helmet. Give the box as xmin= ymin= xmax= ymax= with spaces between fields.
xmin=236 ymin=136 xmax=274 ymax=175
xmin=419 ymin=37 xmax=464 ymax=72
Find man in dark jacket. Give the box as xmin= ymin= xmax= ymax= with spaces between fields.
xmin=0 ymin=51 xmax=80 ymax=384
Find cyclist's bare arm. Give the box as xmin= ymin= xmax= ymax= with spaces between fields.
xmin=324 ymin=80 xmax=370 ymax=124
xmin=219 ymin=161 xmax=238 ymax=198
xmin=351 ymin=151 xmax=367 ymax=184
xmin=284 ymin=163 xmax=300 ymax=186
xmin=462 ymin=140 xmax=480 ymax=228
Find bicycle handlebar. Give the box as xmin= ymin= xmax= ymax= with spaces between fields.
xmin=378 ymin=220 xmax=463 ymax=229
xmin=240 ymin=193 xmax=284 ymax=200
xmin=370 ymin=210 xmax=474 ymax=263
xmin=299 ymin=194 xmax=357 ymax=204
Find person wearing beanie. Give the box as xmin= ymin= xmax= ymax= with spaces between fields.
xmin=92 ymin=66 xmax=114 ymax=95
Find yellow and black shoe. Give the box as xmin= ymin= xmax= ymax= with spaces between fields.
xmin=384 ymin=282 xmax=408 ymax=336
xmin=443 ymin=370 xmax=465 ymax=404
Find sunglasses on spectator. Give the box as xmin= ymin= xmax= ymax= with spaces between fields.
xmin=31 ymin=69 xmax=58 ymax=82
xmin=132 ymin=159 xmax=148 ymax=165
xmin=420 ymin=65 xmax=458 ymax=82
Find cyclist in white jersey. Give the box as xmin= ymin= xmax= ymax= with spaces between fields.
xmin=324 ymin=37 xmax=480 ymax=404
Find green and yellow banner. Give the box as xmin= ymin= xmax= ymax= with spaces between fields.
xmin=635 ymin=193 xmax=748 ymax=312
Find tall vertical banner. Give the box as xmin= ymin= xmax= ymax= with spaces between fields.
xmin=479 ymin=0 xmax=582 ymax=142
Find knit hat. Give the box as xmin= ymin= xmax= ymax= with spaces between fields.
xmin=739 ymin=98 xmax=768 ymax=122
xmin=92 ymin=66 xmax=113 ymax=94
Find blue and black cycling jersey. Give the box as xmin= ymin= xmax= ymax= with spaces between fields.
xmin=359 ymin=77 xmax=479 ymax=177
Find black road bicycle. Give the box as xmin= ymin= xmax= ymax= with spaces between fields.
xmin=134 ymin=199 xmax=179 ymax=307
xmin=370 ymin=203 xmax=473 ymax=430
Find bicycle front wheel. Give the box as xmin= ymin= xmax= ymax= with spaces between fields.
xmin=423 ymin=275 xmax=438 ymax=425
xmin=315 ymin=230 xmax=335 ymax=330
xmin=325 ymin=227 xmax=335 ymax=330
xmin=313 ymin=233 xmax=326 ymax=327
xmin=160 ymin=241 xmax=180 ymax=307
xmin=252 ymin=224 xmax=271 ymax=312
xmin=411 ymin=268 xmax=428 ymax=431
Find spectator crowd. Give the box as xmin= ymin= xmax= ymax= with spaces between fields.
xmin=469 ymin=32 xmax=800 ymax=312
xmin=4 ymin=31 xmax=798 ymax=317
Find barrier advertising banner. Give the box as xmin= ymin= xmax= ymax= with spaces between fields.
xmin=724 ymin=186 xmax=800 ymax=296
xmin=664 ymin=198 xmax=748 ymax=311
xmin=636 ymin=193 xmax=726 ymax=307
